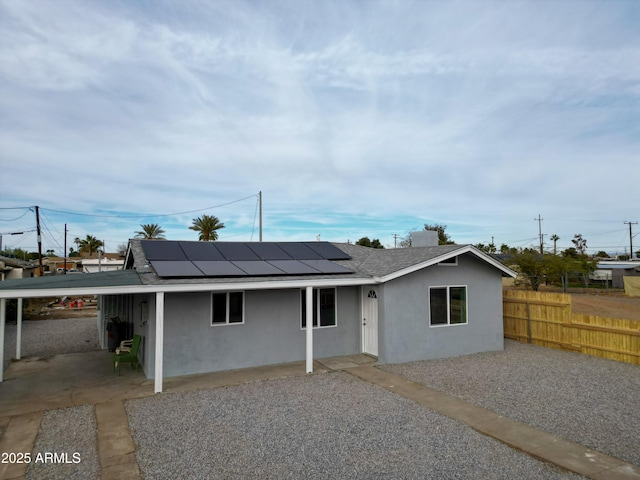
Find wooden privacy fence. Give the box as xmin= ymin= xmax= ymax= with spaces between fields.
xmin=503 ymin=289 xmax=640 ymax=365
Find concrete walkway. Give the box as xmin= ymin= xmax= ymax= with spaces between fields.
xmin=344 ymin=365 xmax=640 ymax=480
xmin=1 ymin=352 xmax=639 ymax=480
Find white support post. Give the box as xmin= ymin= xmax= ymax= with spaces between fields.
xmin=16 ymin=298 xmax=23 ymax=360
xmin=0 ymin=298 xmax=5 ymax=382
xmin=154 ymin=291 xmax=164 ymax=394
xmin=305 ymin=286 xmax=313 ymax=373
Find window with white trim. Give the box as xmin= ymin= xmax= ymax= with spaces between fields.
xmin=429 ymin=286 xmax=467 ymax=326
xmin=211 ymin=291 xmax=244 ymax=326
xmin=301 ymin=288 xmax=337 ymax=328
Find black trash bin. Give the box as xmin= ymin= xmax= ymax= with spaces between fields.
xmin=107 ymin=317 xmax=126 ymax=352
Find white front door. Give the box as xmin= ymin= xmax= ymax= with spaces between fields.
xmin=362 ymin=287 xmax=379 ymax=357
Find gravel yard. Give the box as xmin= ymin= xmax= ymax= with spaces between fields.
xmin=25 ymin=405 xmax=100 ymax=480
xmin=380 ymin=340 xmax=640 ymax=467
xmin=4 ymin=318 xmax=637 ymax=478
xmin=2 ymin=317 xmax=99 ymax=371
xmin=126 ymin=372 xmax=583 ymax=480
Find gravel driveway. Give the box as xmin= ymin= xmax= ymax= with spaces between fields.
xmin=126 ymin=372 xmax=583 ymax=480
xmin=380 ymin=340 xmax=640 ymax=467
xmin=8 ymin=320 xmax=636 ymax=478
xmin=2 ymin=317 xmax=100 ymax=371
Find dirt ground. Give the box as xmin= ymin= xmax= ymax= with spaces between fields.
xmin=31 ymin=306 xmax=98 ymax=320
xmin=570 ymin=293 xmax=640 ymax=321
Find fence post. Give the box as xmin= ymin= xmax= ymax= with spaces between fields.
xmin=526 ymin=301 xmax=532 ymax=344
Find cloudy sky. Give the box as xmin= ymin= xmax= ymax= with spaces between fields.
xmin=1 ymin=0 xmax=639 ymax=256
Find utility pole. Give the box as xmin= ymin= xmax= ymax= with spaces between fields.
xmin=258 ymin=191 xmax=262 ymax=242
xmin=35 ymin=206 xmax=44 ymax=276
xmin=393 ymin=234 xmax=399 ymax=248
xmin=534 ymin=214 xmax=544 ymax=254
xmin=64 ymin=223 xmax=67 ymax=274
xmin=624 ymin=221 xmax=638 ymax=260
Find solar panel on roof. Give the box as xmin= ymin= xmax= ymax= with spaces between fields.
xmin=151 ymin=261 xmax=204 ymax=277
xmin=277 ymin=243 xmax=323 ymax=260
xmin=214 ymin=243 xmax=261 ymax=261
xmin=267 ymin=260 xmax=321 ymax=275
xmin=232 ymin=261 xmax=285 ymax=276
xmin=304 ymin=242 xmax=351 ymax=260
xmin=300 ymin=259 xmax=353 ymax=274
xmin=193 ymin=261 xmax=246 ymax=276
xmin=141 ymin=241 xmax=187 ymax=260
xmin=178 ymin=241 xmax=225 ymax=261
xmin=246 ymin=242 xmax=293 ymax=260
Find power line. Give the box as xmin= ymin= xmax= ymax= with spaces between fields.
xmin=0 ymin=209 xmax=31 ymax=222
xmin=40 ymin=194 xmax=258 ymax=219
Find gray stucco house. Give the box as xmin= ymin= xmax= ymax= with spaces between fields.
xmin=0 ymin=238 xmax=516 ymax=392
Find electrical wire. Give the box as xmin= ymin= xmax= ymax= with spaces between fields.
xmin=40 ymin=194 xmax=258 ymax=219
xmin=0 ymin=208 xmax=31 ymax=222
xmin=250 ymin=195 xmax=260 ymax=241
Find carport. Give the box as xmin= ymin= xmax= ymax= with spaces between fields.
xmin=0 ymin=271 xmax=327 ymax=393
xmin=0 ymin=270 xmax=145 ymax=380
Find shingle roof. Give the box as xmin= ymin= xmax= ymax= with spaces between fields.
xmin=0 ymin=256 xmax=35 ymax=269
xmin=0 ymin=270 xmax=142 ymax=291
xmin=0 ymin=240 xmax=515 ymax=297
xmin=127 ymin=240 xmax=513 ymax=285
xmin=346 ymin=244 xmax=461 ymax=277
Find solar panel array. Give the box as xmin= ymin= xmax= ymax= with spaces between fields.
xmin=141 ymin=241 xmax=353 ymax=278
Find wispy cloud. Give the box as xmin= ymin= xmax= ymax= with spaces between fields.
xmin=1 ymin=0 xmax=638 ymax=253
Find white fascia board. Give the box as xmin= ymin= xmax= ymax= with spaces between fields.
xmin=376 ymin=245 xmax=517 ymax=283
xmin=0 ymin=276 xmax=378 ymax=299
xmin=155 ymin=276 xmax=378 ymax=293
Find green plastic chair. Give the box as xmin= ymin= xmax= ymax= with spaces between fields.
xmin=113 ymin=334 xmax=142 ymax=375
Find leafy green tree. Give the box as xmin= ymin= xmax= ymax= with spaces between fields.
xmin=500 ymin=244 xmax=518 ymax=254
xmin=510 ymin=250 xmax=547 ymax=291
xmin=189 ymin=215 xmax=225 ymax=241
xmin=475 ymin=243 xmax=489 ymax=252
xmin=135 ymin=224 xmax=166 ymax=239
xmin=577 ymin=256 xmax=598 ymax=288
xmin=0 ymin=247 xmax=37 ymax=261
xmin=424 ymin=223 xmax=455 ymax=245
xmin=74 ymin=235 xmax=104 ymax=255
xmin=595 ymin=251 xmax=609 ymax=258
xmin=545 ymin=254 xmax=575 ymax=292
xmin=571 ymin=234 xmax=587 ymax=256
xmin=356 ymin=237 xmax=384 ymax=249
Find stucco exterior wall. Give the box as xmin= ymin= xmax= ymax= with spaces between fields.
xmin=144 ymin=286 xmax=360 ymax=378
xmin=378 ymin=253 xmax=504 ymax=364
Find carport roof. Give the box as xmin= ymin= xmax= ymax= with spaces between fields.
xmin=0 ymin=270 xmax=142 ymax=291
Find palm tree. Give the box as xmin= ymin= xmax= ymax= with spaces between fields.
xmin=135 ymin=224 xmax=166 ymax=240
xmin=189 ymin=215 xmax=225 ymax=241
xmin=550 ymin=234 xmax=560 ymax=255
xmin=74 ymin=235 xmax=104 ymax=255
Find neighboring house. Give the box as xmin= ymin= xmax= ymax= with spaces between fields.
xmin=81 ymin=257 xmax=124 ymax=273
xmin=40 ymin=253 xmax=124 ymax=274
xmin=598 ymin=261 xmax=640 ymax=289
xmin=0 ymin=238 xmax=516 ymax=392
xmin=41 ymin=257 xmax=82 ymax=274
xmin=0 ymin=256 xmax=35 ymax=281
